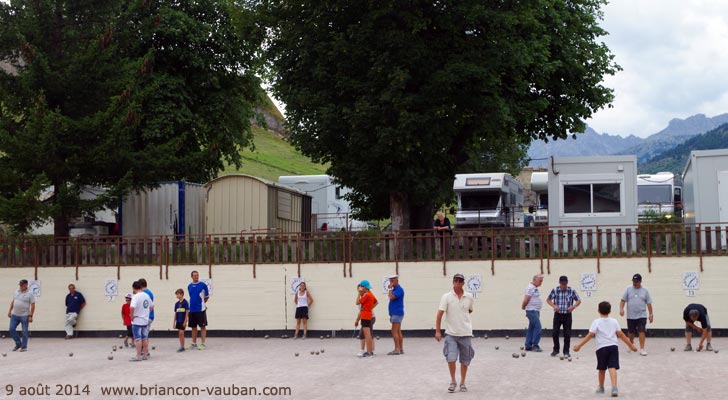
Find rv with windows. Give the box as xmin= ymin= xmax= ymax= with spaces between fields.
xmin=637 ymin=172 xmax=676 ymax=220
xmin=530 ymin=172 xmax=549 ymax=226
xmin=453 ymin=173 xmax=524 ymax=228
xmin=277 ymin=175 xmax=368 ymax=231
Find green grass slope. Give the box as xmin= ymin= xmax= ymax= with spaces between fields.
xmin=222 ymin=125 xmax=327 ymax=181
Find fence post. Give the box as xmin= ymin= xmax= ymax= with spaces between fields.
xmin=646 ymin=224 xmax=652 ymax=273
xmin=697 ymin=225 xmax=703 ymax=272
xmin=490 ymin=229 xmax=495 ymax=276
xmin=297 ymin=232 xmax=301 ymax=278
xmin=207 ymin=234 xmax=213 ymax=279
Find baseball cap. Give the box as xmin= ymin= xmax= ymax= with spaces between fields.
xmin=453 ymin=273 xmax=465 ymax=281
xmin=559 ymin=275 xmax=568 ymax=283
xmin=19 ymin=279 xmax=28 ymax=285
xmin=632 ymin=273 xmax=642 ymax=282
xmin=359 ymin=280 xmax=371 ymax=289
xmin=125 ymin=293 xmax=133 ymax=299
xmin=388 ymin=275 xmax=399 ymax=280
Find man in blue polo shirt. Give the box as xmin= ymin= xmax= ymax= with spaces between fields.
xmin=187 ymin=270 xmax=210 ymax=350
xmin=64 ymin=284 xmax=86 ymax=339
xmin=387 ymin=275 xmax=405 ymax=355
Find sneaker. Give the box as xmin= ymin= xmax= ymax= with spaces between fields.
xmin=684 ymin=344 xmax=692 ymax=351
xmin=639 ymin=349 xmax=647 ymax=356
xmin=124 ymin=341 xmax=129 ymax=348
xmin=448 ymin=382 xmax=457 ymax=393
xmin=186 ymin=343 xmax=198 ymax=350
xmin=387 ymin=350 xmax=401 ymax=355
xmin=19 ymin=348 xmax=27 ymax=352
xmin=550 ymin=351 xmax=559 ymax=357
xmin=198 ymin=343 xmax=206 ymax=350
xmin=302 ymin=335 xmax=306 ymax=340
xmin=177 ymin=347 xmax=185 ymax=353
xmin=525 ymin=347 xmax=533 ymax=351
xmin=563 ymin=352 xmax=571 ymax=358
xmin=532 ymin=347 xmax=543 ymax=353
xmin=400 ymin=350 xmax=404 ymax=354
xmin=596 ymin=387 xmax=605 ymax=394
xmin=706 ymin=343 xmax=714 ymax=351
xmin=141 ymin=355 xmax=148 ymax=361
xmin=611 ymin=387 xmax=618 ymax=397
xmin=129 ymin=357 xmax=143 ymax=362
xmin=355 ymin=351 xmax=364 ymax=357
xmin=65 ymin=335 xmax=73 ymax=340
xmin=460 ymin=384 xmax=467 ymax=392
xmin=362 ymin=352 xmax=373 ymax=358
xmin=12 ymin=345 xmax=20 ymax=352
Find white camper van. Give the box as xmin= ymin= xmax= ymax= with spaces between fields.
xmin=637 ymin=172 xmax=676 ymax=219
xmin=278 ymin=175 xmax=368 ymax=231
xmin=453 ymin=173 xmax=524 ymax=228
xmin=530 ymin=172 xmax=548 ymax=226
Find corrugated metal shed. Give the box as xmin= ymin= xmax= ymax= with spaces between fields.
xmin=120 ymin=181 xmax=205 ymax=237
xmin=204 ymin=174 xmax=312 ymax=234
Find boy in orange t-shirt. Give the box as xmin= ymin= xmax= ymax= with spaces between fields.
xmin=355 ymin=280 xmax=378 ymax=357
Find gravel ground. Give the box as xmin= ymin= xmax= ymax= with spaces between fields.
xmin=0 ymin=336 xmax=725 ymax=399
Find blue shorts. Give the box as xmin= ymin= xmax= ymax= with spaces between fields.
xmin=390 ymin=315 xmax=404 ymax=324
xmin=596 ymin=345 xmax=620 ymax=370
xmin=132 ymin=324 xmax=150 ymax=340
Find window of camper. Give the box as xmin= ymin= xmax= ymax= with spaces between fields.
xmin=460 ymin=192 xmax=501 ymax=210
xmin=561 ymin=177 xmax=623 ymax=216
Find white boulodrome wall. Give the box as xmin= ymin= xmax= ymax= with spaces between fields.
xmin=1 ymin=257 xmax=724 ymax=333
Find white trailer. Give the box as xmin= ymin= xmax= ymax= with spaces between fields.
xmin=277 ymin=175 xmax=368 ymax=231
xmin=637 ymin=172 xmax=676 ymax=220
xmin=682 ymin=149 xmax=728 ymax=249
xmin=530 ymin=172 xmax=549 ymax=226
xmin=453 ymin=173 xmax=524 ymax=228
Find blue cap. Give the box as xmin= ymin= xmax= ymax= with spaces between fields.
xmin=359 ymin=280 xmax=371 ymax=289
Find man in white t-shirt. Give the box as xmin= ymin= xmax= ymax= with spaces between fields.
xmin=521 ymin=274 xmax=544 ymax=352
xmin=129 ymin=280 xmax=153 ymax=361
xmin=435 ymin=273 xmax=475 ymax=394
xmin=574 ymin=301 xmax=637 ymax=397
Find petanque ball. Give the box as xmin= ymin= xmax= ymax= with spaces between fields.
xmin=326 ymin=334 xmax=331 ymax=338
xmin=568 ymin=357 xmax=572 ymax=362
xmin=671 ymin=347 xmax=676 ymax=352
xmin=118 ymin=334 xmax=123 ymax=338
xmin=512 ymin=353 xmax=518 ymax=358
xmin=521 ymin=352 xmax=526 ymax=357
xmin=151 ymin=346 xmax=156 ymax=350
xmin=294 ymin=352 xmax=299 ymax=357
xmin=2 ymin=353 xmax=6 ymax=357
xmin=376 ymin=336 xmax=380 ymax=340
xmin=505 ymin=336 xmax=509 ymax=340
xmin=321 ymin=349 xmax=325 ymax=353
xmin=520 ymin=346 xmax=525 ymax=351
xmin=559 ymin=356 xmax=564 ymax=360
xmin=108 ymin=355 xmax=114 ymax=360
xmin=310 ymin=351 xmax=315 ymax=355
xmin=715 ymin=349 xmax=720 ymax=354
xmin=578 ymin=334 xmax=583 ymax=338
xmin=264 ymin=335 xmax=270 ymax=339
xmin=69 ymin=352 xmax=74 ymax=357
xmin=483 ymin=334 xmax=488 ymax=339
xmin=495 ymin=346 xmax=499 ymax=350
xmin=315 ymin=351 xmax=320 ymax=355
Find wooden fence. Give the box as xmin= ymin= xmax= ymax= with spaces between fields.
xmin=2 ymin=224 xmax=727 ymax=273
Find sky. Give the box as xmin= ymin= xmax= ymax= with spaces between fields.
xmin=587 ymin=0 xmax=728 ymax=138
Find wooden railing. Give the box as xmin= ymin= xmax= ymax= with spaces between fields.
xmin=2 ymin=223 xmax=727 ymax=270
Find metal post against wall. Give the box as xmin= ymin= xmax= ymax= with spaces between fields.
xmin=596 ymin=226 xmax=601 ymax=274
xmin=490 ymin=229 xmax=495 ymax=276
xmin=697 ymin=224 xmax=703 ymax=272
xmin=646 ymin=224 xmax=652 ymax=273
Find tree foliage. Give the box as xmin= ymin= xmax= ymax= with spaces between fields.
xmin=261 ymin=0 xmax=619 ymax=229
xmin=0 ymin=0 xmax=263 ymax=236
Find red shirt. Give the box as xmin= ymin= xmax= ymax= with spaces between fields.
xmin=359 ymin=291 xmax=377 ymax=320
xmin=121 ymin=303 xmax=131 ymax=326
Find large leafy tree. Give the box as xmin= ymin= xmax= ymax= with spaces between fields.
xmin=0 ymin=0 xmax=263 ymax=236
xmin=262 ymin=0 xmax=619 ymax=230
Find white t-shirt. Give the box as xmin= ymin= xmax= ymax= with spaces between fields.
xmin=130 ymin=291 xmax=153 ymax=326
xmin=524 ymin=283 xmax=542 ymax=311
xmin=589 ymin=317 xmax=621 ymax=350
xmin=438 ymin=291 xmax=475 ymax=337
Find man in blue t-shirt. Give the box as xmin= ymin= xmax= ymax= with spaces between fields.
xmin=387 ymin=275 xmax=405 ymax=355
xmin=138 ymin=278 xmax=154 ymax=357
xmin=64 ymin=284 xmax=86 ymax=339
xmin=187 ymin=270 xmax=210 ymax=350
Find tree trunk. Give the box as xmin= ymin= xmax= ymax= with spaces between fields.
xmin=389 ymin=192 xmax=410 ymax=231
xmin=409 ymin=203 xmax=434 ymax=231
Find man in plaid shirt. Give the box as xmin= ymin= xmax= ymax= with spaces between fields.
xmin=546 ymin=276 xmax=581 ymax=358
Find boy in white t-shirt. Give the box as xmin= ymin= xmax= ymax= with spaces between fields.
xmin=574 ymin=301 xmax=637 ymax=397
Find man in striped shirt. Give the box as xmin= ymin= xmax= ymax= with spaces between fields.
xmin=546 ymin=275 xmax=581 ymax=358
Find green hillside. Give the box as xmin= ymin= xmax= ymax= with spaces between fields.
xmin=640 ymin=122 xmax=728 ymax=174
xmin=222 ymin=125 xmax=327 ymax=181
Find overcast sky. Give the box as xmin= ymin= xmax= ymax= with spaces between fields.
xmin=586 ymin=0 xmax=728 ymax=138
